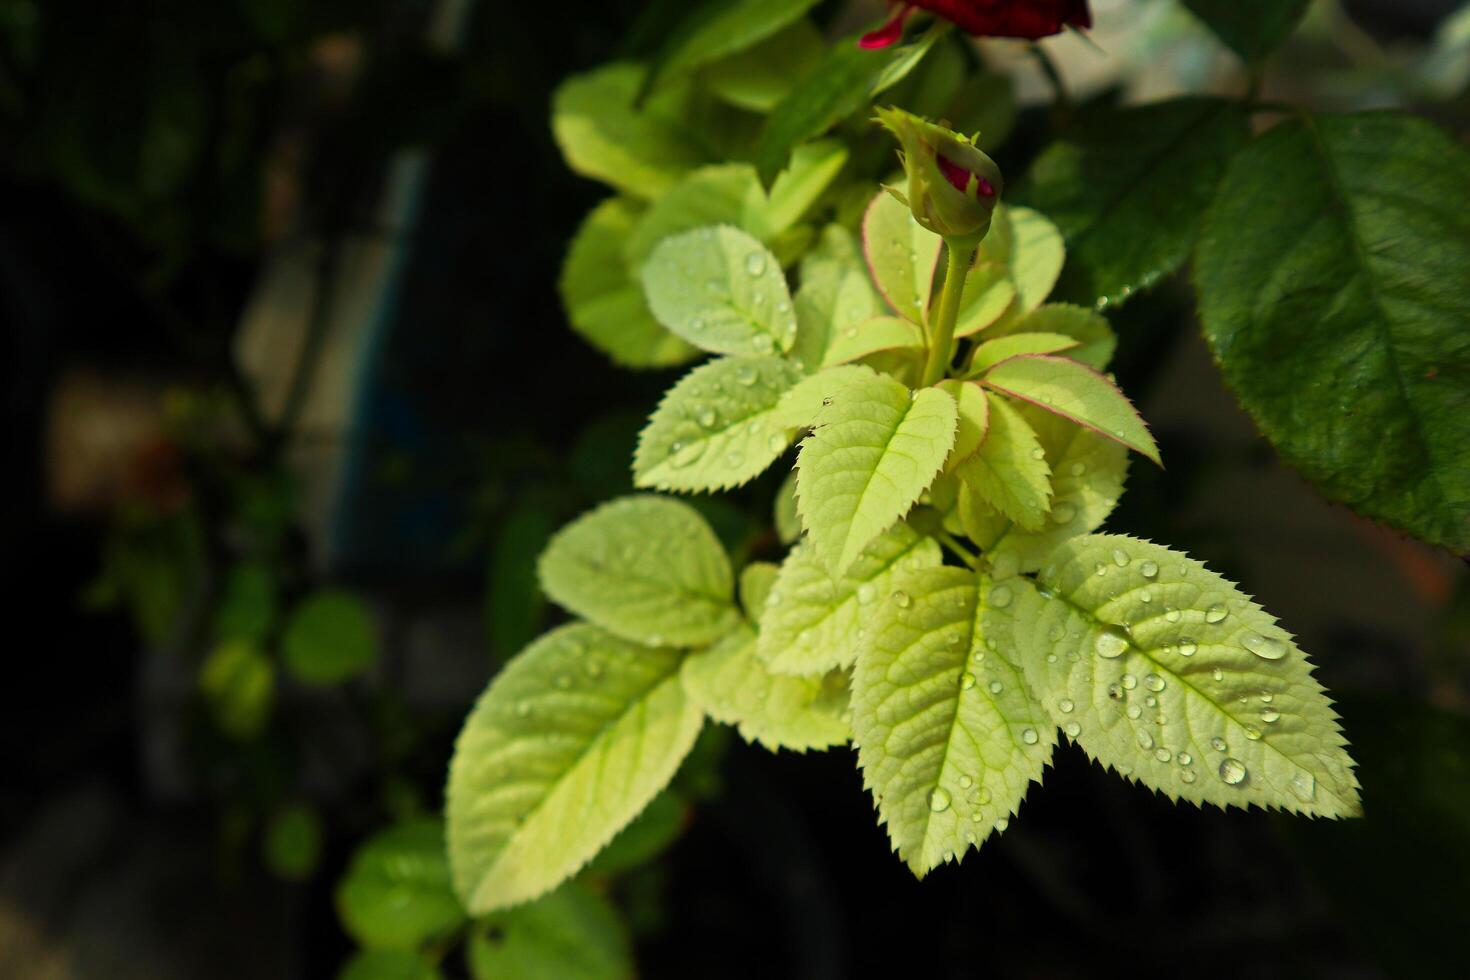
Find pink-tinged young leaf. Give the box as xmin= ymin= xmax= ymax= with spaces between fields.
xmin=981 ymin=354 xmax=1160 ymax=465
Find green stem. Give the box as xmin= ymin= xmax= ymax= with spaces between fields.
xmin=922 ymin=240 xmax=974 ymax=387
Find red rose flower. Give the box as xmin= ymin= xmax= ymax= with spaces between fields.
xmin=860 ymin=0 xmax=1092 ymax=49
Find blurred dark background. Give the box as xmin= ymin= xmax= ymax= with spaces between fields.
xmin=2 ymin=0 xmax=1468 ymax=977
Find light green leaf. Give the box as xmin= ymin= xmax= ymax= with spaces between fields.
xmin=704 ymin=19 xmax=826 ymax=113
xmin=651 ymin=0 xmax=821 ymax=88
xmin=870 ymin=20 xmax=951 ymax=96
xmin=996 ymin=534 xmax=1360 ymax=817
xmin=977 ymin=205 xmax=1065 ymax=319
xmin=765 ymin=139 xmax=849 ymax=235
xmin=966 ymin=333 xmax=1080 ymax=375
xmin=468 ymin=882 xmax=633 ymax=980
xmin=953 ymin=261 xmax=1016 ymax=338
xmin=774 ymin=466 xmax=802 ymax=545
xmin=934 ymin=379 xmax=989 ymax=469
xmin=199 ymin=639 xmax=275 ymax=740
xmin=551 ymin=63 xmax=704 ymax=199
xmin=539 ymin=496 xmax=738 ymax=647
xmin=337 ymin=818 xmax=464 ymax=950
xmin=446 ymin=624 xmax=705 ymax=913
xmin=769 ymin=363 xmax=879 ymax=430
xmin=625 ymin=165 xmax=771 ymax=270
xmin=683 ymin=622 xmax=849 ymax=752
xmin=953 ymin=391 xmax=1051 ymax=532
xmin=560 ymin=198 xmax=698 ymax=369
xmin=642 ymin=226 xmax=796 ymax=357
xmin=793 ymin=228 xmax=886 ymax=372
xmin=1018 ymin=98 xmax=1250 ymax=308
xmin=863 ymin=190 xmax=941 ymax=324
xmin=739 ymin=562 xmax=780 ymax=619
xmin=339 ymin=951 xmax=441 ymax=980
xmin=757 ymin=522 xmax=941 ymax=675
xmin=983 ymin=355 xmax=1160 ymax=465
xmin=796 ymin=375 xmax=957 ymax=575
xmin=1195 ymin=111 xmax=1470 ymax=552
xmin=991 ymin=303 xmax=1116 ymax=369
xmin=634 ymin=356 xmax=804 ymax=492
xmin=585 ymin=791 xmax=685 ymax=876
xmin=969 ymin=405 xmax=1129 ymax=571
xmin=282 ymin=589 xmax=377 ymax=685
xmin=852 ymin=566 xmax=1055 ymax=875
xmin=820 ymin=315 xmax=924 ymax=368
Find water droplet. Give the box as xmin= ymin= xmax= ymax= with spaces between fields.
xmin=1178 ymin=638 xmax=1198 ymax=657
xmin=1050 ymin=502 xmax=1077 ymax=524
xmin=1144 ymin=673 xmax=1165 ymax=693
xmin=1259 ymin=692 xmax=1274 ymax=703
xmin=1181 ymin=770 xmax=1197 ymax=784
xmin=734 ymin=363 xmax=759 ymax=386
xmin=1022 ymin=728 xmax=1039 ymax=745
xmin=995 ymin=817 xmax=1009 ymax=832
xmin=1219 ymin=758 xmax=1248 ymax=786
xmin=516 ymin=703 xmax=532 ymax=717
xmin=697 ymin=408 xmax=718 ymax=428
xmin=1212 ymin=668 xmax=1225 ymax=682
xmin=1121 ymin=673 xmax=1137 ymax=690
xmin=1241 ymin=631 xmax=1287 ymax=661
xmin=891 ymin=590 xmax=912 ymax=608
xmin=928 ymin=788 xmax=952 ymax=812
xmin=1139 ymin=560 xmax=1159 ymax=579
xmin=1154 ymin=747 xmax=1172 ymax=763
xmin=725 ymin=451 xmax=744 ymax=466
xmin=977 ymin=787 xmax=992 ymax=805
xmin=1064 ymin=721 xmax=1081 ymax=738
xmin=1112 ymin=549 xmax=1130 ymax=567
xmin=1047 ymin=624 xmax=1064 ymax=642
xmin=1069 ymin=461 xmax=1087 ymax=477
xmin=1205 ymin=604 xmax=1228 ymax=624
xmin=1137 ymin=731 xmax=1155 ymax=750
xmin=1211 ymin=737 xmax=1228 ymax=752
xmin=1177 ymin=752 xmax=1193 ymax=766
xmin=988 ymin=680 xmax=1003 ymax=694
xmin=1045 ymin=653 xmax=1058 ymax=664
xmin=1244 ymin=726 xmax=1263 ymax=741
xmin=959 ymin=775 xmax=973 ymax=789
xmin=752 ymin=334 xmax=775 ymax=354
xmin=1094 ymin=562 xmax=1108 ymax=577
xmin=745 ymin=251 xmax=767 ymax=276
xmin=1145 ymin=695 xmax=1158 ymax=709
xmin=960 ymin=672 xmax=976 ymax=690
xmin=1164 ymin=607 xmax=1181 ymax=623
xmin=1030 ymin=447 xmax=1045 ymax=460
xmin=988 ymin=585 xmax=1013 ymax=609
xmin=1290 ymin=771 xmax=1316 ymax=802
xmin=1094 ymin=625 xmax=1130 ymax=659
xmin=1107 ymin=684 xmax=1123 ymax=700
xmin=1140 ymin=590 xmax=1153 ymax=603
xmin=1059 ymin=698 xmax=1075 ymax=714
xmin=766 ymin=433 xmax=787 ymax=453
xmin=1127 ymin=704 xmax=1142 ymax=719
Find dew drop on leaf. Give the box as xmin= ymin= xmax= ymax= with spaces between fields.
xmin=1022 ymin=728 xmax=1039 ymax=745
xmin=1144 ymin=673 xmax=1165 ymax=692
xmin=1112 ymin=548 xmax=1130 ymax=567
xmin=1211 ymin=736 xmax=1228 ymax=752
xmin=1058 ymin=698 xmax=1075 ymax=714
xmin=1205 ymin=604 xmax=1228 ymax=624
xmin=988 ymin=584 xmax=1013 ymax=608
xmin=1050 ymin=502 xmax=1077 ymax=524
xmin=988 ymin=680 xmax=1003 ymax=694
xmin=1137 ymin=731 xmax=1155 ymax=750
xmin=1178 ymin=638 xmax=1198 ymax=657
xmin=959 ymin=672 xmax=976 ymax=690
xmin=1262 ymin=709 xmax=1281 ymax=724
xmin=928 ymin=788 xmax=952 ymax=812
xmin=891 ymin=590 xmax=912 ymax=608
xmin=857 ymin=583 xmax=876 ymax=604
xmin=1219 ymin=758 xmax=1248 ymax=785
xmin=1290 ymin=771 xmax=1317 ymax=802
xmin=1241 ymin=631 xmax=1287 ymax=661
xmin=1094 ymin=625 xmax=1130 ymax=659
xmin=1139 ymin=560 xmax=1159 ymax=579
xmin=1064 ymin=721 xmax=1081 ymax=738
xmin=1154 ymin=747 xmax=1172 ymax=763
xmin=1120 ymin=673 xmax=1137 ymax=690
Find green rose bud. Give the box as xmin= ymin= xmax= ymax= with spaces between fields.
xmin=874 ymin=105 xmax=1003 ymax=248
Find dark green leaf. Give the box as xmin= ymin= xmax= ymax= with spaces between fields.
xmin=1195 ymin=112 xmax=1470 ymax=551
xmin=282 ymin=589 xmax=378 ymax=685
xmin=468 ymin=883 xmax=633 ymax=980
xmin=262 ymin=803 xmax=323 ymax=881
xmin=1017 ymin=98 xmax=1250 ymax=309
xmin=1183 ymin=0 xmax=1310 ymax=63
xmin=336 ymin=818 xmax=465 ymax=950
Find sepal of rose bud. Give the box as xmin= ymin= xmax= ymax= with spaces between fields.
xmin=874 ymin=105 xmax=1003 ymax=248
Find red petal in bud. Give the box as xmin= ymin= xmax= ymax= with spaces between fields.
xmin=937 ymin=153 xmax=973 ymax=193
xmin=859 ymin=4 xmax=915 ymax=50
